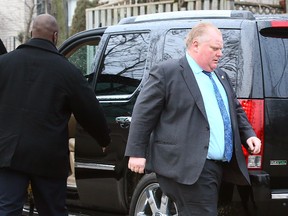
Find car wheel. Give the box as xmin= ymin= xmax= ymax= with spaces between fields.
xmin=129 ymin=173 xmax=178 ymax=216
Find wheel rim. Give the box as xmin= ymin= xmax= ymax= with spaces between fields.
xmin=135 ymin=182 xmax=178 ymax=216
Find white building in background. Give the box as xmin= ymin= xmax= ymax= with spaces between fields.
xmin=68 ymin=0 xmax=78 ymax=27
xmin=0 ymin=0 xmax=78 ymax=52
xmin=0 ymin=0 xmax=36 ymax=51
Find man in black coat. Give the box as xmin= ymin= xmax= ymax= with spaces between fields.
xmin=0 ymin=14 xmax=110 ymax=215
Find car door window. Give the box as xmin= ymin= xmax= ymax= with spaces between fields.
xmin=260 ymin=27 xmax=288 ymax=97
xmin=95 ymin=33 xmax=150 ymax=97
xmin=64 ymin=38 xmax=101 ymax=84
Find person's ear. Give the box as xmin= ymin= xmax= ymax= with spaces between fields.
xmin=53 ymin=31 xmax=58 ymax=45
xmin=192 ymin=40 xmax=199 ymax=52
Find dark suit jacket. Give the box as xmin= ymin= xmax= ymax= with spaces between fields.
xmin=0 ymin=38 xmax=110 ymax=178
xmin=125 ymin=56 xmax=256 ymax=185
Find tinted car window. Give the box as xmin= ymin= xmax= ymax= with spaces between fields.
xmin=163 ymin=29 xmax=241 ymax=89
xmin=66 ymin=40 xmax=100 ymax=83
xmin=96 ymin=33 xmax=150 ymax=96
xmin=260 ymin=31 xmax=288 ymax=97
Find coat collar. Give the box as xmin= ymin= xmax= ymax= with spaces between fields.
xmin=17 ymin=38 xmax=61 ymax=56
xmin=179 ymin=56 xmax=233 ymax=121
xmin=179 ymin=56 xmax=207 ymax=119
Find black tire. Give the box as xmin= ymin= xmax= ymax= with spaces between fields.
xmin=129 ymin=173 xmax=178 ymax=216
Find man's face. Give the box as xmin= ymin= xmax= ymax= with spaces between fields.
xmin=193 ymin=29 xmax=223 ymax=72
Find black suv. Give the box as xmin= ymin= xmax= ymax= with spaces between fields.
xmin=25 ymin=10 xmax=288 ymax=216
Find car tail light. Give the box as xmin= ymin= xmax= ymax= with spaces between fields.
xmin=238 ymin=99 xmax=264 ymax=170
xmin=271 ymin=21 xmax=288 ymax=28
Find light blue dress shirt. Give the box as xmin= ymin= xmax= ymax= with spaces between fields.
xmin=186 ymin=53 xmax=231 ymax=161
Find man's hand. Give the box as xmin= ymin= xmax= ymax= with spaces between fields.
xmin=128 ymin=157 xmax=146 ymax=174
xmin=246 ymin=136 xmax=261 ymax=154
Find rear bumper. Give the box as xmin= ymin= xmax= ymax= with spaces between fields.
xmin=219 ymin=170 xmax=288 ymax=216
xmin=249 ymin=170 xmax=270 ymax=201
xmin=249 ymin=171 xmax=288 ymax=216
xmin=249 ymin=170 xmax=288 ymax=200
xmin=271 ymin=189 xmax=288 ymax=199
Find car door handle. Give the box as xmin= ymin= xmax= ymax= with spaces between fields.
xmin=115 ymin=116 xmax=132 ymax=128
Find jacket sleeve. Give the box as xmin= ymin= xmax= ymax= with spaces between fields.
xmin=67 ymin=67 xmax=111 ymax=147
xmin=125 ymin=63 xmax=166 ymax=157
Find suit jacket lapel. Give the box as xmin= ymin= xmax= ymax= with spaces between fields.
xmin=179 ymin=57 xmax=208 ymax=120
xmin=214 ymin=68 xmax=234 ymax=109
xmin=214 ymin=68 xmax=232 ymax=98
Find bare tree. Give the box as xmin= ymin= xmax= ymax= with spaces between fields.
xmin=17 ymin=0 xmax=36 ymax=44
xmin=23 ymin=0 xmax=37 ymax=43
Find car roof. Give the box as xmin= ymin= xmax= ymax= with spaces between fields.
xmin=118 ymin=10 xmax=255 ymax=24
xmin=105 ymin=10 xmax=253 ymax=33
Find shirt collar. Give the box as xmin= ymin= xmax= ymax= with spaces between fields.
xmin=185 ymin=52 xmax=204 ymax=75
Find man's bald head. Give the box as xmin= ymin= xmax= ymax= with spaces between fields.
xmin=31 ymin=14 xmax=59 ymax=45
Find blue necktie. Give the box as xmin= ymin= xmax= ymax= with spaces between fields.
xmin=203 ymin=71 xmax=233 ymax=162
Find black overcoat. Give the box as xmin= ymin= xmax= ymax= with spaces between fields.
xmin=0 ymin=38 xmax=110 ymax=178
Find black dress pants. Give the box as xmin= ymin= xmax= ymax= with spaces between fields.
xmin=157 ymin=159 xmax=224 ymax=216
xmin=0 ymin=168 xmax=68 ymax=216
